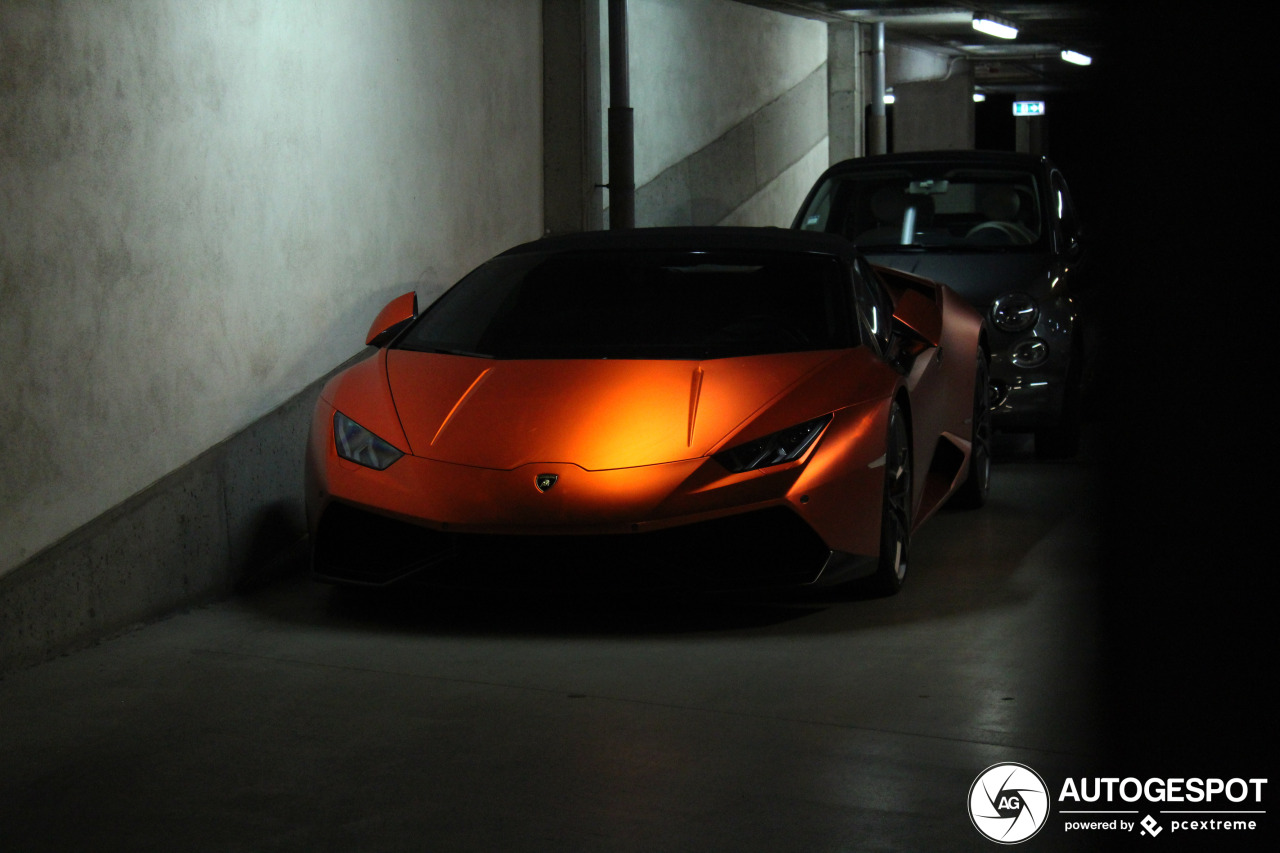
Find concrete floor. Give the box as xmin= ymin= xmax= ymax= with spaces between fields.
xmin=1 ymin=436 xmax=1105 ymax=852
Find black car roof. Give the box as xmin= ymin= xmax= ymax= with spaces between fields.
xmin=500 ymin=226 xmax=858 ymax=259
xmin=823 ymin=149 xmax=1052 ymax=174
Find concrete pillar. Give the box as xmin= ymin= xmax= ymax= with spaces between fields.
xmin=543 ymin=0 xmax=604 ymax=234
xmin=892 ymin=68 xmax=975 ymax=152
xmin=827 ymin=22 xmax=863 ymax=164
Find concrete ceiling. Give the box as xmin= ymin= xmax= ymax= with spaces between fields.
xmin=734 ymin=1 xmax=1103 ymax=93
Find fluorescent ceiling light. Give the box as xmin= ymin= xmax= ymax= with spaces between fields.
xmin=1060 ymin=49 xmax=1092 ymax=66
xmin=973 ymin=93 xmax=987 ymax=103
xmin=884 ymin=92 xmax=896 ymax=104
xmin=972 ymin=16 xmax=1018 ymax=39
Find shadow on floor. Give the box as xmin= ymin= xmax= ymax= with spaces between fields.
xmin=242 ymin=428 xmax=1100 ymax=643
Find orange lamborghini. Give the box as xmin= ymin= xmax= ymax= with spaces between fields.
xmin=305 ymin=227 xmax=989 ymax=594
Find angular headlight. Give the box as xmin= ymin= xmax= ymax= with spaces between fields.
xmin=333 ymin=412 xmax=403 ymax=470
xmin=990 ymin=293 xmax=1039 ymax=332
xmin=713 ymin=415 xmax=832 ymax=473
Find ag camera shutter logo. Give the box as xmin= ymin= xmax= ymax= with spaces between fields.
xmin=969 ymin=763 xmax=1050 ymax=844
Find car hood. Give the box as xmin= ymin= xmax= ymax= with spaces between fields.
xmin=384 ymin=349 xmax=842 ymax=471
xmin=866 ymin=251 xmax=1055 ymax=305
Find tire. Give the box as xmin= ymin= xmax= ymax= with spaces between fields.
xmin=871 ymin=401 xmax=912 ymax=596
xmin=951 ymin=353 xmax=992 ymax=509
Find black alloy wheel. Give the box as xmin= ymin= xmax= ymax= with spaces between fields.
xmin=872 ymin=401 xmax=912 ymax=595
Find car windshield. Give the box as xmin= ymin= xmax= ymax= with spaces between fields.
xmin=395 ymin=248 xmax=855 ymax=360
xmin=797 ymin=166 xmax=1044 ymax=251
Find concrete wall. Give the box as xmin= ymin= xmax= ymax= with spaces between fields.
xmin=1 ymin=1 xmax=542 ymax=667
xmin=0 ymin=1 xmax=543 ymax=579
xmin=826 ymin=22 xmax=863 ymax=164
xmin=613 ymin=0 xmax=829 ymax=228
xmin=543 ymin=0 xmax=605 ymax=235
xmin=0 ymin=362 xmax=329 ymax=670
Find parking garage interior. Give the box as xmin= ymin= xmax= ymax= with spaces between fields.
xmin=1 ymin=2 xmax=1273 ymax=850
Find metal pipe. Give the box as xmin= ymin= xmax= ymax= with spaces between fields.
xmin=607 ymin=0 xmax=635 ymax=229
xmin=868 ymin=22 xmax=887 ymax=155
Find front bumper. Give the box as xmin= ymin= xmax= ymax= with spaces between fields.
xmin=989 ymin=362 xmax=1069 ymax=430
xmin=304 ymin=397 xmax=892 ymax=591
xmin=312 ymin=501 xmax=841 ymax=590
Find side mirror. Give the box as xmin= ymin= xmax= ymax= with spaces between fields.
xmin=891 ymin=287 xmax=941 ymax=348
xmin=366 ymin=291 xmax=418 ymax=347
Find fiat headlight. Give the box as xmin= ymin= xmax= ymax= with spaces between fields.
xmin=1010 ymin=338 xmax=1050 ymax=368
xmin=333 ymin=412 xmax=403 ymax=470
xmin=990 ymin=293 xmax=1039 ymax=332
